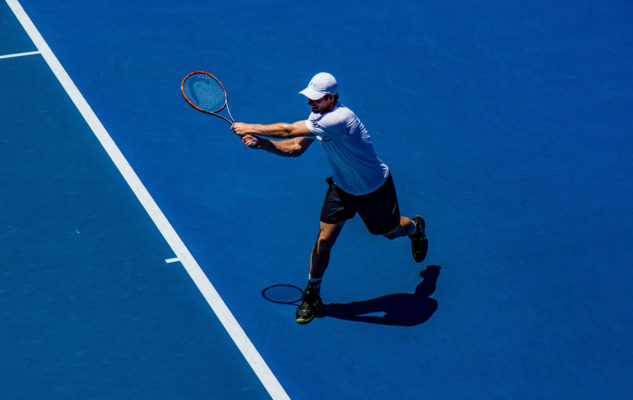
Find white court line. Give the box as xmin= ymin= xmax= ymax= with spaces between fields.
xmin=4 ymin=1 xmax=290 ymax=399
xmin=165 ymin=257 xmax=181 ymax=264
xmin=0 ymin=50 xmax=40 ymax=59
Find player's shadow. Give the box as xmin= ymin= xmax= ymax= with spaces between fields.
xmin=317 ymin=265 xmax=440 ymax=326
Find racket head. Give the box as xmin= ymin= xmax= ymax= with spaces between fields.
xmin=181 ymin=71 xmax=228 ymax=114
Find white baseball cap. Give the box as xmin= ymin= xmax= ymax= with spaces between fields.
xmin=299 ymin=72 xmax=338 ymax=100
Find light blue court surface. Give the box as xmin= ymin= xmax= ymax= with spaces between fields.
xmin=2 ymin=0 xmax=633 ymax=399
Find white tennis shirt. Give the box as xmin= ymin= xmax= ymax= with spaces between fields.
xmin=305 ymin=104 xmax=389 ymax=195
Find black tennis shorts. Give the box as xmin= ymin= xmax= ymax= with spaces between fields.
xmin=320 ymin=173 xmax=401 ymax=235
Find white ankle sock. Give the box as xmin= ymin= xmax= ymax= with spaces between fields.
xmin=407 ymin=220 xmax=417 ymax=235
xmin=308 ymin=276 xmax=322 ymax=289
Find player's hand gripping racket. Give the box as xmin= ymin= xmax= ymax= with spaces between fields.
xmin=181 ymin=71 xmax=235 ymax=124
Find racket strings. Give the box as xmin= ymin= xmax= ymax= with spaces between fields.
xmin=183 ymin=74 xmax=226 ymax=112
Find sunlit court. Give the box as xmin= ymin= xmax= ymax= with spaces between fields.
xmin=2 ymin=1 xmax=632 ymax=398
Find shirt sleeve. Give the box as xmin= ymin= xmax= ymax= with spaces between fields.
xmin=305 ymin=110 xmax=346 ymax=140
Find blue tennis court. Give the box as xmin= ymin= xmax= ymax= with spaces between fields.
xmin=2 ymin=0 xmax=632 ymax=398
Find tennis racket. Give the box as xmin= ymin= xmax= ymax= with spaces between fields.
xmin=181 ymin=71 xmax=235 ymax=124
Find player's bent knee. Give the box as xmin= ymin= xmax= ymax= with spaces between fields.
xmin=316 ymin=235 xmax=333 ymax=248
xmin=316 ymin=230 xmax=338 ymax=249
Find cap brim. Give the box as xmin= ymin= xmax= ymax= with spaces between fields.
xmin=299 ymin=87 xmax=326 ymax=100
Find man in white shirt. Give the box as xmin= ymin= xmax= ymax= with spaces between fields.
xmin=231 ymin=72 xmax=427 ymax=324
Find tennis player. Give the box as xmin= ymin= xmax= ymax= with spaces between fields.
xmin=231 ymin=72 xmax=428 ymax=324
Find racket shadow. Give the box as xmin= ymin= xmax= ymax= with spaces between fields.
xmin=317 ymin=265 xmax=441 ymax=326
xmin=261 ymin=283 xmax=304 ymax=306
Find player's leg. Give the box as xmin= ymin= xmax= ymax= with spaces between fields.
xmin=385 ymin=215 xmax=428 ymax=263
xmin=356 ymin=173 xmax=428 ymax=263
xmin=297 ymin=221 xmax=344 ymax=324
xmin=383 ymin=216 xmax=416 ymax=239
xmin=309 ymin=221 xmax=345 ymax=280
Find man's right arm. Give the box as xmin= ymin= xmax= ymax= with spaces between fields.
xmin=232 ymin=121 xmax=313 ymax=139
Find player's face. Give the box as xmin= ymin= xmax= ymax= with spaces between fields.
xmin=308 ymin=94 xmax=335 ymax=114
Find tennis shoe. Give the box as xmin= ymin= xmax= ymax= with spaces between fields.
xmin=409 ymin=215 xmax=428 ymax=263
xmin=296 ymin=287 xmax=322 ymax=324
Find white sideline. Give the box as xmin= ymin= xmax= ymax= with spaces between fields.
xmin=4 ymin=1 xmax=289 ymax=399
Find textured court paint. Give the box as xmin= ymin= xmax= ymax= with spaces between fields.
xmin=4 ymin=0 xmax=288 ymax=399
xmin=10 ymin=0 xmax=633 ymax=399
xmin=0 ymin=0 xmax=34 ymax=54
xmin=0 ymin=51 xmax=270 ymax=400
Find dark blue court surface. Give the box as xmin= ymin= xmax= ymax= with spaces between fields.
xmin=2 ymin=0 xmax=632 ymax=398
